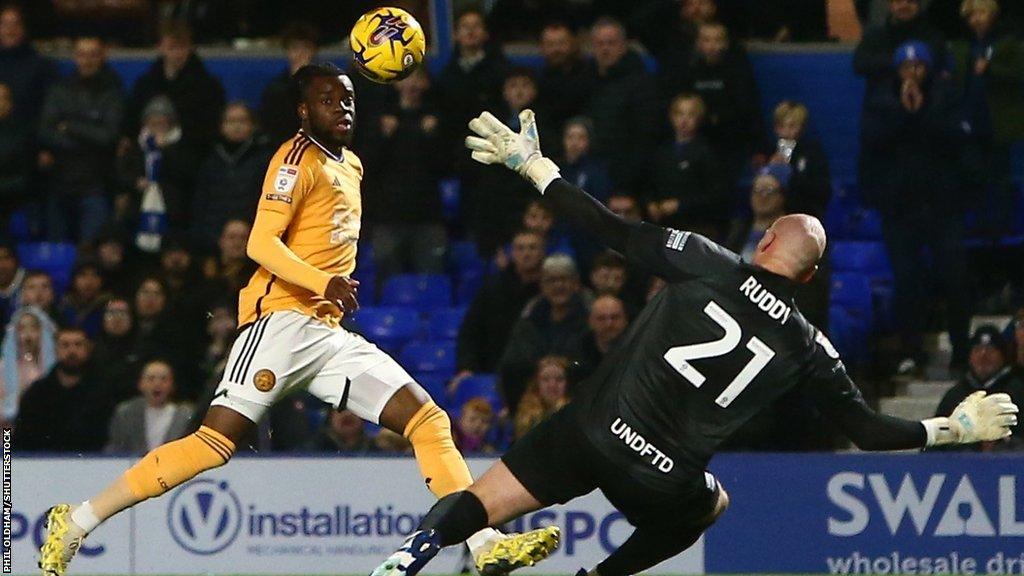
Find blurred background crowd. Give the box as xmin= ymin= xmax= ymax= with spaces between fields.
xmin=1 ymin=0 xmax=1022 ymax=456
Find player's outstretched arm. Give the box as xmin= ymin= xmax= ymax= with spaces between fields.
xmin=465 ymin=110 xmax=636 ymax=253
xmin=810 ymin=364 xmax=1018 ymax=450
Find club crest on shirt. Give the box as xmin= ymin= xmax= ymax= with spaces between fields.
xmin=274 ymin=165 xmax=299 ymax=193
xmin=253 ymin=369 xmax=277 ymax=392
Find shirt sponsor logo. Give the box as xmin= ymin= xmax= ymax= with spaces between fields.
xmin=274 ymin=165 xmax=299 ymax=193
xmin=265 ymin=193 xmax=293 ymax=204
xmin=739 ymin=276 xmax=792 ymax=325
xmin=665 ymin=228 xmax=690 ymax=252
xmin=609 ymin=417 xmax=674 ymax=473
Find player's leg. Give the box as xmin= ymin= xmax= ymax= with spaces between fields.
xmin=372 ymin=407 xmax=596 ymax=576
xmin=590 ymin=477 xmax=730 ymax=576
xmin=40 ymin=313 xmax=305 ymax=576
xmin=40 ymin=406 xmax=251 ymax=576
xmin=307 ymin=345 xmax=538 ymax=566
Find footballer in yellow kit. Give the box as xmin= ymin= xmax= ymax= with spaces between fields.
xmin=39 ymin=63 xmax=558 ymax=576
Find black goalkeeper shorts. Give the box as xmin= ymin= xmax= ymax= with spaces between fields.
xmin=501 ymin=405 xmax=720 ymax=528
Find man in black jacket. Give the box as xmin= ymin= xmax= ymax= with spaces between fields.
xmin=583 ymin=17 xmax=660 ymax=190
xmin=258 ymin=22 xmax=318 ymax=146
xmin=859 ymin=41 xmax=977 ymax=372
xmin=435 ymin=8 xmax=509 ymax=165
xmin=361 ymin=69 xmax=447 ymax=283
xmin=667 ymin=21 xmax=762 ymax=182
xmin=124 ymin=21 xmax=225 ymax=153
xmin=854 ymin=0 xmax=948 ymax=98
xmin=535 ymin=22 xmax=593 ymax=139
xmin=455 ymin=229 xmax=544 ymax=378
xmin=0 ymin=5 xmax=57 ymax=134
xmin=38 ymin=37 xmax=124 ymax=243
xmin=15 ymin=327 xmax=112 ymax=452
xmin=190 ymin=102 xmax=272 ymax=251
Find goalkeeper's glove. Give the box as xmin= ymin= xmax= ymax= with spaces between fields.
xmin=922 ymin=390 xmax=1018 ymax=446
xmin=465 ymin=109 xmax=560 ymax=192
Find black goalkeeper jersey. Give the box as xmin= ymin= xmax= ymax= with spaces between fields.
xmin=569 ymin=223 xmax=871 ymax=490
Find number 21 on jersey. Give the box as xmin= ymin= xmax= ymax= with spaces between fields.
xmin=663 ymin=300 xmax=775 ymax=408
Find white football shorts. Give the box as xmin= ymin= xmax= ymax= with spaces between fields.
xmin=211 ymin=310 xmax=418 ymax=424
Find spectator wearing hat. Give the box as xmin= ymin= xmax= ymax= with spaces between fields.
xmin=854 ymin=0 xmax=948 ymax=100
xmin=38 ymin=36 xmax=124 ymax=244
xmin=932 ymin=325 xmax=1024 ymax=452
xmin=116 ymin=95 xmax=200 ymax=245
xmin=860 ymin=40 xmax=975 ymax=373
xmin=950 ymin=0 xmax=1024 ymax=236
xmin=557 ymin=117 xmax=613 ymax=205
xmin=259 ymin=22 xmax=318 ymax=146
xmin=0 ymin=305 xmax=56 ymax=425
xmin=648 ymin=93 xmax=727 ymax=240
xmin=754 ymin=101 xmax=832 ymax=218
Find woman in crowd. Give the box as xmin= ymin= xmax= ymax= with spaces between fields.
xmin=0 ymin=306 xmax=56 ymax=424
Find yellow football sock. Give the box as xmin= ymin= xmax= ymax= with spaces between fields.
xmin=123 ymin=426 xmax=236 ymax=500
xmin=404 ymin=402 xmax=473 ymax=497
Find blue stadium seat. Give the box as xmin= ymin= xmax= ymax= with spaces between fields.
xmin=353 ymin=273 xmax=376 ymax=307
xmin=427 ymin=307 xmax=467 ymax=341
xmin=414 ymin=373 xmax=450 ymax=408
xmin=381 ymin=274 xmax=453 ymax=310
xmin=449 ymin=241 xmax=484 ymax=275
xmin=399 ymin=341 xmax=456 ymax=377
xmin=830 ymin=273 xmax=873 ymax=326
xmin=452 ymin=373 xmax=503 ymax=415
xmin=356 ymin=242 xmax=376 ymax=274
xmin=350 ymin=306 xmax=419 ymax=354
xmin=16 ymin=242 xmax=77 ymax=290
xmin=8 ymin=211 xmax=31 ymax=242
xmin=828 ymin=306 xmax=869 ymax=363
xmin=830 ymin=241 xmax=892 ymax=278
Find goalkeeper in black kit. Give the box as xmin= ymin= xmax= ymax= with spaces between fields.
xmin=370 ymin=110 xmax=1020 ymax=576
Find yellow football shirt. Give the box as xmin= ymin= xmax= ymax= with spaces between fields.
xmin=238 ymin=131 xmax=363 ymax=326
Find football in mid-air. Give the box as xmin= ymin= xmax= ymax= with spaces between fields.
xmin=349 ymin=7 xmax=426 ymax=83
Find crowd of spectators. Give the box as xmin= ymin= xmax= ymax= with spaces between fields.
xmin=0 ymin=0 xmax=1023 ymax=455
